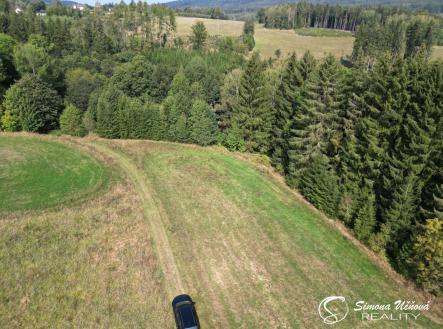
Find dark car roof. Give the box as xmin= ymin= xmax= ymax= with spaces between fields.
xmin=177 ymin=304 xmax=198 ymax=328
xmin=172 ymin=294 xmax=192 ymax=307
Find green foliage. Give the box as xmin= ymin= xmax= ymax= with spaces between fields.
xmin=243 ymin=19 xmax=255 ymax=35
xmin=299 ymin=155 xmax=339 ymax=218
xmin=111 ymin=56 xmax=155 ymax=99
xmin=65 ymin=68 xmax=100 ymax=112
xmin=222 ymin=123 xmax=246 ymax=151
xmin=0 ymin=33 xmax=17 ymax=97
xmin=242 ymin=33 xmax=255 ymax=51
xmin=352 ymin=15 xmax=439 ymax=63
xmin=353 ymin=189 xmax=377 ymax=242
xmin=287 ymin=55 xmax=344 ymax=183
xmin=295 ymin=28 xmax=353 ymax=37
xmin=231 ymin=52 xmax=272 ymax=153
xmin=215 ymin=68 xmax=242 ymax=131
xmin=82 ymin=109 xmax=95 ymax=134
xmin=270 ymin=53 xmax=306 ymax=174
xmin=190 ymin=21 xmax=208 ymax=50
xmin=96 ymin=84 xmax=123 ymax=138
xmin=3 ymin=75 xmax=62 ymax=133
xmin=189 ymin=99 xmax=217 ymax=146
xmin=406 ymin=218 xmax=443 ymax=295
xmin=0 ymin=109 xmax=18 ymax=131
xmin=162 ymin=70 xmax=192 ymax=142
xmin=60 ymin=104 xmax=86 ymax=137
xmin=118 ymin=96 xmax=164 ymax=140
xmin=13 ymin=34 xmax=49 ymax=76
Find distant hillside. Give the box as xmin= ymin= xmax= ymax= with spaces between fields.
xmin=166 ymin=0 xmax=443 ymax=13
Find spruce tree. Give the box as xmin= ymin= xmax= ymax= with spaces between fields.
xmin=353 ymin=188 xmax=377 ymax=243
xmin=231 ymin=52 xmax=272 ymax=153
xmin=189 ymin=99 xmax=217 ymax=146
xmin=287 ymin=55 xmax=344 ymax=184
xmin=60 ymin=104 xmax=85 ymax=137
xmin=162 ymin=70 xmax=192 ymax=142
xmin=299 ymin=155 xmax=340 ymax=218
xmin=96 ymin=84 xmax=123 ymax=138
xmin=270 ymin=53 xmax=304 ymax=174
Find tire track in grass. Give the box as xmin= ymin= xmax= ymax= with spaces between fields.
xmin=85 ymin=140 xmax=184 ymax=299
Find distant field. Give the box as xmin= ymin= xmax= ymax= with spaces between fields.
xmin=0 ymin=135 xmax=109 ymax=214
xmin=295 ymin=27 xmax=354 ymax=37
xmin=176 ymin=16 xmax=443 ymax=60
xmin=176 ymin=16 xmax=354 ymax=58
xmin=433 ymin=46 xmax=443 ymax=60
xmin=1 ymin=134 xmax=441 ymax=328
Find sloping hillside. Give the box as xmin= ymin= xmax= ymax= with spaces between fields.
xmin=0 ymin=134 xmax=441 ymax=328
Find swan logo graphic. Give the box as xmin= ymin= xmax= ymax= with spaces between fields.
xmin=318 ymin=296 xmax=349 ymax=325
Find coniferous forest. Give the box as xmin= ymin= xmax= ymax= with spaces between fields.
xmin=0 ymin=0 xmax=442 ymax=295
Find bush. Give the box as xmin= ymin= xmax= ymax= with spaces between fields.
xmin=3 ymin=75 xmax=62 ymax=133
xmin=60 ymin=104 xmax=86 ymax=137
xmin=0 ymin=110 xmax=18 ymax=131
xmin=243 ymin=34 xmax=255 ymax=51
xmin=223 ymin=124 xmax=246 ymax=151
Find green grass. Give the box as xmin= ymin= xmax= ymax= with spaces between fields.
xmin=0 ymin=137 xmax=441 ymax=328
xmin=295 ymin=27 xmax=353 ymax=37
xmin=0 ymin=136 xmax=109 ymax=214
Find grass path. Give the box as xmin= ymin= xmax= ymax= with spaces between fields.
xmin=2 ymin=135 xmax=442 ymax=328
xmin=85 ymin=140 xmax=184 ymax=299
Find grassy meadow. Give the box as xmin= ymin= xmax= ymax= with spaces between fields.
xmin=0 ymin=136 xmax=109 ymax=214
xmin=175 ymin=16 xmax=443 ymax=61
xmin=1 ymin=134 xmax=442 ymax=328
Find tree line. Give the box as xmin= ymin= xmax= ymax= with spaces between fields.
xmin=258 ymin=1 xmax=442 ymax=37
xmin=0 ymin=0 xmax=441 ymax=295
xmin=217 ymin=49 xmax=442 ymax=295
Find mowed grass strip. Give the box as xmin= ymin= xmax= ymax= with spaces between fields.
xmin=0 ymin=181 xmax=170 ymax=329
xmin=109 ymin=140 xmax=441 ymax=329
xmin=0 ymin=135 xmax=109 ymax=214
xmin=176 ymin=16 xmax=443 ymax=61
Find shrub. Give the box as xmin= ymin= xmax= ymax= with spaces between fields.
xmin=60 ymin=104 xmax=86 ymax=137
xmin=0 ymin=110 xmax=18 ymax=131
xmin=3 ymin=75 xmax=62 ymax=133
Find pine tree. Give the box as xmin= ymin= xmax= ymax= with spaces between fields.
xmin=231 ymin=52 xmax=272 ymax=154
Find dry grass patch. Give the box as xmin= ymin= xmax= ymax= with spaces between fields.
xmin=176 ymin=16 xmax=443 ymax=60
